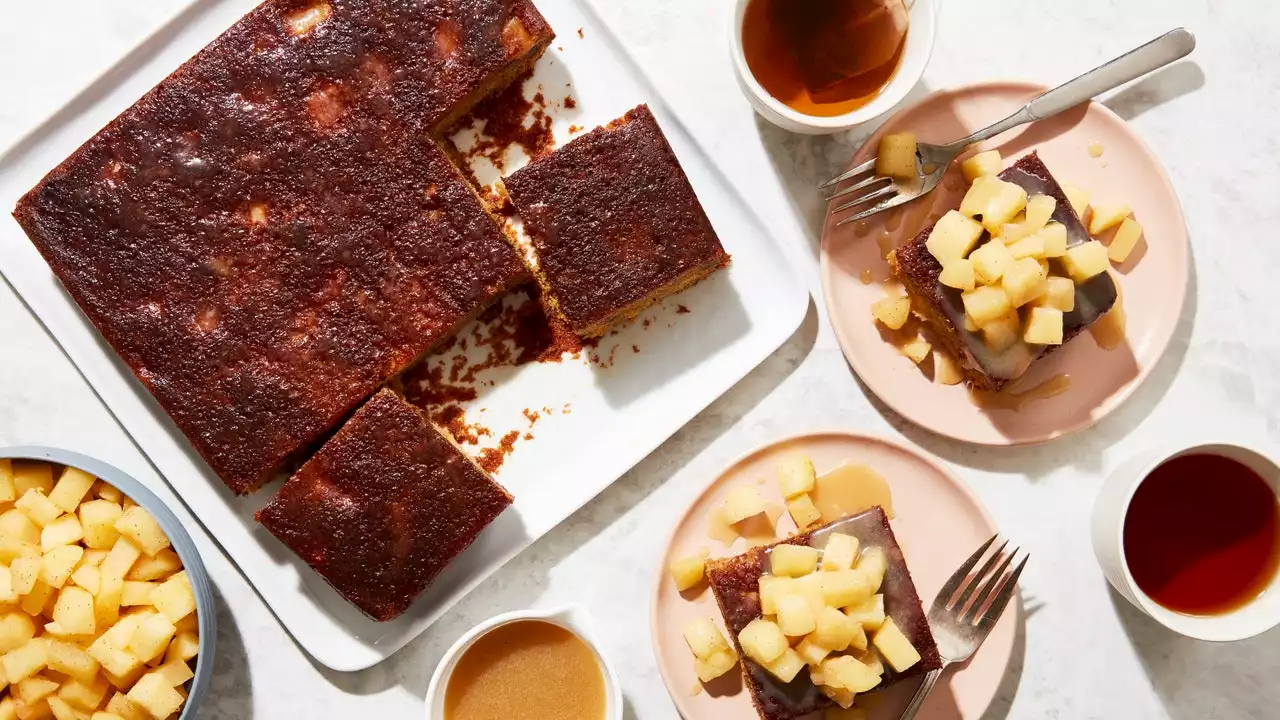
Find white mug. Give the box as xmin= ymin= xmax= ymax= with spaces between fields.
xmin=1092 ymin=441 xmax=1280 ymax=641
xmin=424 ymin=604 xmax=623 ymax=720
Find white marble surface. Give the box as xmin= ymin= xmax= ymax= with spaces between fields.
xmin=2 ymin=0 xmax=1279 ymax=718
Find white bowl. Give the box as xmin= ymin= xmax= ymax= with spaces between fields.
xmin=730 ymin=0 xmax=938 ymax=135
xmin=1092 ymin=440 xmax=1280 ymax=641
xmin=424 ymin=604 xmax=622 ymax=719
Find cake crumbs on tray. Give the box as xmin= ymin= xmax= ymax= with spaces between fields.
xmin=453 ymin=70 xmax=555 ymax=173
xmin=676 ymin=304 xmax=691 ymax=314
xmin=478 ymin=431 xmax=522 ymax=473
xmin=577 ymin=27 xmax=584 ymax=39
xmin=564 ymin=96 xmax=577 ymax=109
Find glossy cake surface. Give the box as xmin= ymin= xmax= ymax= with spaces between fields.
xmin=890 ymin=152 xmax=1118 ymax=391
xmin=256 ymin=389 xmax=513 ymax=622
xmin=503 ymin=104 xmax=730 ymax=337
xmin=705 ymin=507 xmax=941 ymax=720
xmin=12 ymin=0 xmax=553 ymax=493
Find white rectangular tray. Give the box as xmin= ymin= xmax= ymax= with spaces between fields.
xmin=0 ymin=0 xmax=807 ymax=670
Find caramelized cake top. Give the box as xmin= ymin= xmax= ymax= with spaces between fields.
xmin=705 ymin=508 xmax=941 ymax=720
xmin=503 ymin=104 xmax=729 ymax=335
xmin=256 ymin=389 xmax=513 ymax=622
xmin=13 ymin=0 xmax=554 ymax=493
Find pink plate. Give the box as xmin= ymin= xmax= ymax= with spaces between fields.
xmin=651 ymin=431 xmax=1016 ymax=719
xmin=819 ymin=82 xmax=1189 ymax=445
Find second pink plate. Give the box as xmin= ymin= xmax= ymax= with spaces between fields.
xmin=651 ymin=431 xmax=1016 ymax=719
xmin=820 ymin=82 xmax=1189 ymax=445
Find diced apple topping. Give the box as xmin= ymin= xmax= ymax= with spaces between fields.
xmin=1007 ymin=234 xmax=1044 ymax=261
xmin=1088 ymin=202 xmax=1131 ymax=235
xmin=771 ymin=545 xmax=820 ymax=578
xmin=1062 ymin=183 xmax=1090 ymax=217
xmin=898 ymin=336 xmax=932 ymax=365
xmin=1024 ymin=194 xmax=1056 ymax=230
xmin=875 ymin=133 xmax=917 ymax=180
xmin=777 ymin=456 xmax=816 ymax=499
xmin=844 ymin=595 xmax=887 ymax=631
xmin=812 ymin=606 xmax=863 ymax=652
xmin=969 ymin=240 xmax=1014 ymax=285
xmin=870 ymin=296 xmax=911 ymax=331
xmin=759 ymin=575 xmax=793 ymax=616
xmin=925 ymin=211 xmax=984 ymax=265
xmin=819 ymin=570 xmax=873 ymax=609
xmin=980 ymin=181 xmax=1029 ymax=232
xmin=938 ymin=259 xmax=976 ymax=291
xmin=1034 ymin=223 xmax=1068 ymax=258
xmin=963 ymin=314 xmax=979 ymax=332
xmin=872 ymin=618 xmax=921 ymax=672
xmin=934 ymin=351 xmax=965 ymax=386
xmin=682 ymin=616 xmax=731 ymax=660
xmin=739 ymin=618 xmax=788 ymax=664
xmin=787 ymin=495 xmax=823 ymax=530
xmin=961 ymin=286 xmax=1013 ymax=328
xmin=1002 ymin=257 xmax=1049 ymax=308
xmin=1108 ymin=217 xmax=1143 ymax=263
xmin=820 ymin=655 xmax=881 ymax=694
xmin=1033 ymin=277 xmax=1076 ymax=313
xmin=694 ymin=649 xmax=738 ymax=683
xmin=959 ymin=176 xmax=1000 ymax=218
xmin=960 ymin=150 xmax=1002 ymax=182
xmin=762 ymin=647 xmax=806 ymax=683
xmin=821 ymin=534 xmax=859 ymax=572
xmin=856 ymin=548 xmax=887 ymax=593
xmin=720 ymin=486 xmax=765 ymax=525
xmin=669 ymin=548 xmax=709 ymax=591
xmin=1062 ymin=241 xmax=1110 ymax=283
xmin=775 ymin=593 xmax=817 ymax=637
xmin=1023 ymin=306 xmax=1064 ymax=345
xmin=796 ymin=636 xmax=832 ymax=666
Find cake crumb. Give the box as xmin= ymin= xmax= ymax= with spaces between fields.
xmin=577 ymin=27 xmax=584 ymax=39
xmin=632 ymin=345 xmax=640 ymax=354
xmin=453 ymin=70 xmax=554 ymax=173
xmin=676 ymin=304 xmax=691 ymax=314
xmin=564 ymin=96 xmax=577 ymax=109
xmin=478 ymin=431 xmax=521 ymax=473
xmin=568 ymin=124 xmax=583 ymax=134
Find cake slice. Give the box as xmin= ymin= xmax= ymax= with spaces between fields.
xmin=12 ymin=0 xmax=553 ymax=493
xmin=705 ymin=508 xmax=941 ymax=720
xmin=503 ymin=104 xmax=730 ymax=338
xmin=889 ymin=152 xmax=1118 ymax=391
xmin=256 ymin=389 xmax=512 ymax=621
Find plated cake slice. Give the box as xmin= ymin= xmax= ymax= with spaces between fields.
xmin=256 ymin=389 xmax=513 ymax=621
xmin=889 ymin=152 xmax=1118 ymax=391
xmin=13 ymin=0 xmax=553 ymax=493
xmin=705 ymin=508 xmax=941 ymax=720
xmin=503 ymin=104 xmax=730 ymax=338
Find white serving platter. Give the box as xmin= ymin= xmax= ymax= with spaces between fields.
xmin=0 ymin=0 xmax=808 ymax=670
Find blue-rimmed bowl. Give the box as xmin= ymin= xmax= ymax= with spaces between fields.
xmin=0 ymin=446 xmax=215 ymax=718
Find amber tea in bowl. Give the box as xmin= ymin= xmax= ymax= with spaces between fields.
xmin=1093 ymin=442 xmax=1280 ymax=641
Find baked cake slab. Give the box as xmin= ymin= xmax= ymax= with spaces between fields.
xmin=12 ymin=0 xmax=553 ymax=493
xmin=503 ymin=104 xmax=730 ymax=338
xmin=256 ymin=389 xmax=513 ymax=622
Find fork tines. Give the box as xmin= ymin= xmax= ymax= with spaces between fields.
xmin=938 ymin=534 xmax=1029 ymax=628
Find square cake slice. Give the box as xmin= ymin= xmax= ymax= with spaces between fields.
xmin=503 ymin=104 xmax=730 ymax=338
xmin=256 ymin=389 xmax=512 ymax=621
xmin=705 ymin=508 xmax=941 ymax=720
xmin=12 ymin=0 xmax=554 ymax=493
xmin=889 ymin=152 xmax=1118 ymax=391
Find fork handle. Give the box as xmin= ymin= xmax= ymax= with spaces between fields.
xmin=949 ymin=27 xmax=1196 ymax=150
xmin=898 ymin=667 xmax=944 ymax=720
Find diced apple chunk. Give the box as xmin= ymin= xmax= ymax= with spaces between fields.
xmin=51 ymin=588 xmax=94 ymax=637
xmin=981 ymin=181 xmax=1029 ymax=232
xmin=819 ymin=569 xmax=872 ymax=609
xmin=122 ymin=551 xmax=180 ymax=583
xmin=820 ymin=655 xmax=881 ymax=694
xmin=10 ymin=558 xmax=42 ymax=596
xmin=1002 ymin=257 xmax=1049 ymax=308
xmin=15 ymin=492 xmax=60 ymax=529
xmin=1024 ymin=306 xmax=1064 ymax=345
xmin=1006 ymin=234 xmax=1044 ymax=261
xmin=1024 ymin=194 xmax=1056 ymax=229
xmin=795 ymin=636 xmax=831 ymax=666
xmin=872 ymin=618 xmax=922 ymax=672
xmin=925 ymin=211 xmax=984 ymax=265
xmin=1033 ymin=277 xmax=1076 ymax=313
xmin=12 ymin=464 xmax=52 ymax=498
xmin=1 ymin=638 xmax=48 ymax=683
xmin=898 ymin=336 xmax=931 ymax=365
xmin=844 ymin=594 xmax=887 ymax=631
xmin=819 ymin=684 xmax=857 ymax=710
xmin=693 ymin=648 xmax=738 ymax=683
xmin=970 ymin=240 xmax=1014 ymax=285
xmin=821 ymin=534 xmax=859 ymax=572
xmin=164 ymin=633 xmax=199 ymax=664
xmin=1063 ymin=183 xmax=1090 ymax=217
xmin=47 ymin=641 xmax=99 ymax=685
xmin=875 ymin=133 xmax=917 ymax=180
xmin=771 ymin=545 xmax=820 ymax=578
xmin=125 ymin=673 xmax=183 ymax=720
xmin=786 ymin=495 xmax=822 ymax=530
xmin=1108 ymin=217 xmax=1143 ymax=263
xmin=112 ymin=509 xmax=169 ymax=558
xmin=959 ymin=176 xmax=999 ymax=218
xmin=48 ymin=469 xmax=95 ymax=515
xmin=961 ymin=286 xmax=1013 ymax=328
xmin=99 ymin=540 xmax=141 ymax=584
xmin=78 ymin=502 xmax=122 ymax=552
xmin=960 ymin=150 xmax=1001 ymax=182
xmin=870 ymin=296 xmax=910 ymax=331
xmin=934 ymin=351 xmax=965 ymax=385
xmin=761 ymin=647 xmax=805 ymax=683
xmin=738 ymin=618 xmax=788 ymax=664
xmin=0 ymin=510 xmax=40 ymax=548
xmin=16 ymin=676 xmax=58 ymax=704
xmin=154 ymin=658 xmax=192 ymax=688
xmin=1088 ymin=202 xmax=1131 ymax=235
xmin=938 ymin=259 xmax=976 ymax=291
xmin=1034 ymin=223 xmax=1068 ymax=258
xmin=812 ymin=606 xmax=863 ymax=652
xmin=720 ymin=486 xmax=765 ymax=525
xmin=1062 ymin=241 xmax=1110 ymax=283
xmin=777 ymin=456 xmax=816 ymax=499
xmin=40 ymin=547 xmax=83 ymax=590
xmin=668 ymin=549 xmax=708 ymax=592
xmin=682 ymin=617 xmax=730 ymax=660
xmin=0 ymin=614 xmax=36 ymax=654
xmin=40 ymin=517 xmax=84 ymax=553
xmin=775 ymin=593 xmax=817 ymax=637
xmin=856 ymin=548 xmax=887 ymax=593
xmin=758 ymin=575 xmax=792 ymax=616
xmin=0 ymin=460 xmax=13 ymax=505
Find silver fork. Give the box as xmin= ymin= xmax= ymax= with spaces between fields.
xmin=898 ymin=535 xmax=1028 ymax=720
xmin=822 ymin=27 xmax=1195 ymax=226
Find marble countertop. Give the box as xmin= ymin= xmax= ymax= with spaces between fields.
xmin=2 ymin=0 xmax=1279 ymax=718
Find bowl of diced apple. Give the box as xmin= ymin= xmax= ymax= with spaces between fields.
xmin=0 ymin=447 xmax=213 ymax=720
